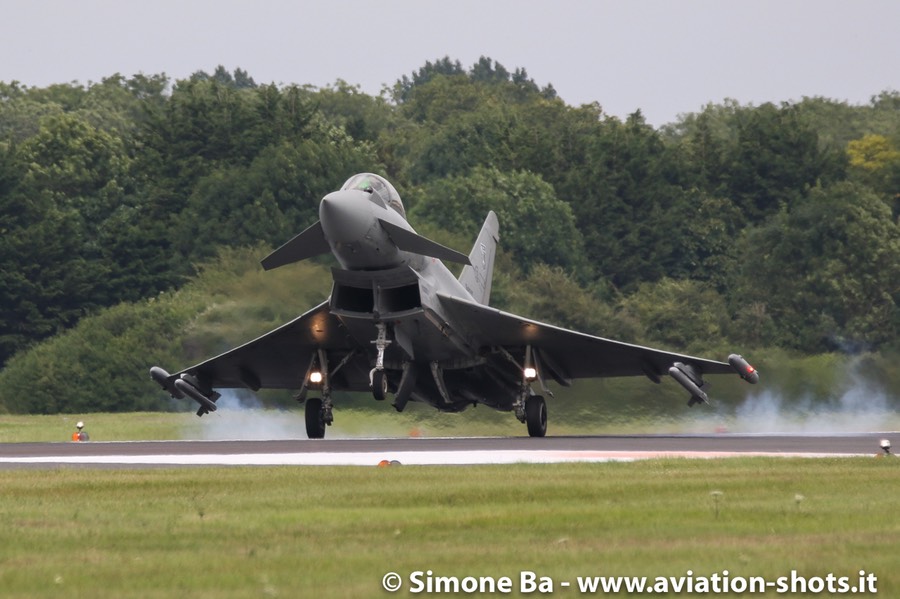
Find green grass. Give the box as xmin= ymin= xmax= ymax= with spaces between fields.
xmin=0 ymin=459 xmax=897 ymax=597
xmin=0 ymin=412 xmax=195 ymax=443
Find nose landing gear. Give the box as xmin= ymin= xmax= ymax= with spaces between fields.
xmin=372 ymin=370 xmax=388 ymax=401
xmin=369 ymin=322 xmax=392 ymax=401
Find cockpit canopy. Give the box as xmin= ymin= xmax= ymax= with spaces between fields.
xmin=341 ymin=173 xmax=405 ymax=218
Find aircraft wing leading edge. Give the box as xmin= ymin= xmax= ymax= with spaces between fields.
xmin=167 ymin=300 xmax=359 ymax=391
xmin=437 ymin=293 xmax=733 ymax=383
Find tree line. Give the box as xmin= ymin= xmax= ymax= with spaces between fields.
xmin=0 ymin=59 xmax=898 ymax=412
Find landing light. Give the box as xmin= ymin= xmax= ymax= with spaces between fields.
xmin=309 ymin=371 xmax=323 ymax=385
xmin=524 ymin=367 xmax=537 ymax=381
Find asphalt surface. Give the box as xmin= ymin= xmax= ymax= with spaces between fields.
xmin=0 ymin=433 xmax=893 ymax=463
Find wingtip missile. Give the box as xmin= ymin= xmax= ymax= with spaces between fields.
xmin=728 ymin=354 xmax=759 ymax=384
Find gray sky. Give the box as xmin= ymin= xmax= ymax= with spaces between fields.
xmin=4 ymin=0 xmax=898 ymax=126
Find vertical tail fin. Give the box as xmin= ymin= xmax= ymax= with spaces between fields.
xmin=458 ymin=211 xmax=499 ymax=305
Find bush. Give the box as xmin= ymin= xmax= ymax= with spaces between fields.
xmin=0 ymin=246 xmax=331 ymax=413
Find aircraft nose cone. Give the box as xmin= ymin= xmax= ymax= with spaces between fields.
xmin=319 ymin=190 xmax=374 ymax=243
xmin=319 ymin=191 xmax=352 ymax=222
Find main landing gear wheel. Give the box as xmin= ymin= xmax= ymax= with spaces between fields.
xmin=372 ymin=370 xmax=388 ymax=401
xmin=525 ymin=395 xmax=547 ymax=438
xmin=305 ymin=397 xmax=326 ymax=439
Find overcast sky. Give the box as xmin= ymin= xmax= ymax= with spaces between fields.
xmin=4 ymin=0 xmax=898 ymax=126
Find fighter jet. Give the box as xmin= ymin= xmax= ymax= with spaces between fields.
xmin=151 ymin=173 xmax=759 ymax=438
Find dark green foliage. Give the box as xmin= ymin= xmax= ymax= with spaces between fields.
xmin=725 ymin=103 xmax=846 ymax=221
xmin=0 ymin=113 xmax=132 ymax=365
xmin=501 ymin=264 xmax=639 ymax=342
xmin=0 ymin=71 xmax=378 ymax=367
xmin=392 ymin=56 xmax=465 ymax=104
xmin=174 ymin=135 xmax=376 ymax=260
xmin=311 ymin=80 xmax=397 ymax=144
xmin=190 ymin=65 xmax=258 ymax=89
xmin=411 ymin=167 xmax=587 ymax=276
xmin=733 ymin=182 xmax=900 ymax=352
xmin=562 ymin=111 xmax=721 ymax=289
xmin=617 ymin=278 xmax=730 ymax=353
xmin=668 ymin=100 xmax=851 ymax=222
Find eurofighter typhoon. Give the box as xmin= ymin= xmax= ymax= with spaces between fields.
xmin=151 ymin=174 xmax=759 ymax=438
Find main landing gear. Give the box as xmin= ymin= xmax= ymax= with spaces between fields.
xmin=506 ymin=346 xmax=549 ymax=438
xmin=515 ymin=391 xmax=547 ymax=437
xmin=305 ymin=397 xmax=326 ymax=439
xmin=302 ymin=348 xmax=333 ymax=439
xmin=524 ymin=395 xmax=547 ymax=438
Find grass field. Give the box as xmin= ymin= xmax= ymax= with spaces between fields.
xmin=0 ymin=459 xmax=897 ymax=598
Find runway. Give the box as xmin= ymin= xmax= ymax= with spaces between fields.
xmin=0 ymin=433 xmax=894 ymax=467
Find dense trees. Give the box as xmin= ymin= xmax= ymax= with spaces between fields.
xmin=411 ymin=167 xmax=586 ymax=275
xmin=1 ymin=59 xmax=898 ymax=413
xmin=0 ymin=112 xmax=134 ymax=363
xmin=732 ymin=182 xmax=899 ymax=351
xmin=0 ymin=70 xmax=378 ymax=366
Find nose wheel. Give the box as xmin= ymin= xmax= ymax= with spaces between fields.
xmin=369 ymin=322 xmax=392 ymax=401
xmin=372 ymin=370 xmax=388 ymax=401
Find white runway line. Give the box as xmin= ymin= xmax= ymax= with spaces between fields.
xmin=0 ymin=450 xmax=872 ymax=467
